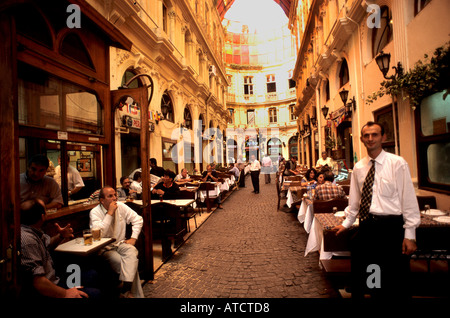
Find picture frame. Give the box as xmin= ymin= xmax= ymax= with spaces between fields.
xmin=77 ymin=158 xmax=91 ymax=172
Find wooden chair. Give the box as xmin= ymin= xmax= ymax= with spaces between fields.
xmin=416 ymin=195 xmax=437 ymax=210
xmin=151 ymin=202 xmax=186 ymax=260
xmin=198 ymin=182 xmax=218 ymax=212
xmin=285 ymin=175 xmax=302 ymax=182
xmin=177 ymin=190 xmax=198 ymax=232
xmin=341 ymin=184 xmax=350 ymax=195
xmin=275 ymin=178 xmax=284 ymax=211
xmin=312 ymin=198 xmax=349 ymax=213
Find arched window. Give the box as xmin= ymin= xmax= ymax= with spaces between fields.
xmin=339 ymin=59 xmax=349 ymax=88
xmin=183 ymin=107 xmax=192 ymax=130
xmin=121 ymin=69 xmax=143 ymax=88
xmin=60 ymin=33 xmax=95 ymax=69
xmin=325 ymin=79 xmax=330 ymax=101
xmin=161 ymin=91 xmax=174 ymax=123
xmin=372 ymin=6 xmax=393 ymax=58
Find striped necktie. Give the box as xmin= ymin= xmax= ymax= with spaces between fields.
xmin=359 ymin=160 xmax=375 ymax=222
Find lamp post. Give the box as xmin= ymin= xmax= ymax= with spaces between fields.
xmin=375 ymin=51 xmax=403 ymax=80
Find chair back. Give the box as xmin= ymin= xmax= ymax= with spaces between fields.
xmin=178 ymin=190 xmax=196 ymax=200
xmin=312 ymin=198 xmax=349 ymax=213
xmin=285 ymin=175 xmax=302 ymax=182
xmin=341 ymin=184 xmax=350 ymax=195
xmin=416 ymin=195 xmax=437 ymax=210
xmin=190 ymin=175 xmax=203 ymax=181
xmin=199 ymin=182 xmax=216 ymax=191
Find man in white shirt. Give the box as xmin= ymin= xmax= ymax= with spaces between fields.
xmin=333 ymin=121 xmax=420 ymax=298
xmin=316 ymin=151 xmax=333 ymax=169
xmin=90 ymin=186 xmax=144 ymax=298
xmin=261 ymin=154 xmax=272 ymax=184
xmin=249 ymin=154 xmax=261 ymax=194
xmin=174 ymin=168 xmax=192 ymax=185
xmin=55 ymin=156 xmax=85 ymax=198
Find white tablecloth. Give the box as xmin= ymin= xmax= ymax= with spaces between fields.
xmin=198 ymin=183 xmax=221 ymax=202
xmin=297 ymin=200 xmax=315 ymax=233
xmin=304 ymin=216 xmax=351 ymax=260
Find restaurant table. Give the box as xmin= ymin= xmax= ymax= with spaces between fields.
xmin=297 ymin=199 xmax=315 ymax=233
xmin=305 ymin=211 xmax=450 ymax=260
xmin=55 ymin=237 xmax=115 ymax=256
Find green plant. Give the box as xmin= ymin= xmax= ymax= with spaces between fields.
xmin=325 ymin=134 xmax=336 ymax=149
xmin=367 ymin=42 xmax=450 ymax=109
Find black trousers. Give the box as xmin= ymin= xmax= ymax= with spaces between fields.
xmin=250 ymin=170 xmax=260 ymax=192
xmin=239 ymin=169 xmax=245 ymax=187
xmin=350 ymin=214 xmax=411 ymax=299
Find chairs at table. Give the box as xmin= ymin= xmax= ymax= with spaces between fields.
xmin=312 ymin=198 xmax=349 ymax=213
xmin=416 ymin=195 xmax=437 ymax=210
xmin=177 ymin=190 xmax=198 ymax=232
xmin=341 ymin=184 xmax=350 ymax=195
xmin=198 ymin=182 xmax=218 ymax=212
xmin=275 ymin=178 xmax=284 ymax=211
xmin=284 ymin=175 xmax=302 ymax=182
xmin=151 ymin=202 xmax=186 ymax=260
xmin=190 ymin=175 xmax=203 ymax=181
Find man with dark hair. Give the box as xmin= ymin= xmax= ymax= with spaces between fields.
xmin=333 ymin=121 xmax=420 ymax=298
xmin=20 ymin=154 xmax=63 ymax=210
xmin=150 ymin=157 xmax=165 ymax=177
xmin=117 ymin=176 xmax=137 ymax=200
xmin=20 ymin=199 xmax=100 ymax=298
xmin=283 ymin=156 xmax=300 ymax=176
xmin=90 ymin=186 xmax=144 ymax=298
xmin=152 ymin=169 xmax=181 ymax=200
xmin=313 ymin=170 xmax=346 ymax=200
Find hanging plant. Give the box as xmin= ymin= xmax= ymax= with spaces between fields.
xmin=367 ymin=42 xmax=450 ymax=109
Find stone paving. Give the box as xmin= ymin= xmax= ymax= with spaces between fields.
xmin=143 ymin=174 xmax=340 ymax=298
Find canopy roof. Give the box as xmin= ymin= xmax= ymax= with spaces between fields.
xmin=216 ymin=0 xmax=291 ymax=20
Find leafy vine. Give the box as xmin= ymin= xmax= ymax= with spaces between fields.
xmin=366 ymin=42 xmax=450 ymax=109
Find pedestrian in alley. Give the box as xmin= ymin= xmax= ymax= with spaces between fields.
xmin=249 ymin=154 xmax=261 ymax=194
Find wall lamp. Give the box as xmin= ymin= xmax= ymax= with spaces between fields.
xmin=339 ymin=88 xmax=356 ymax=114
xmin=321 ymin=105 xmax=329 ymax=119
xmin=375 ymin=51 xmax=404 ymax=80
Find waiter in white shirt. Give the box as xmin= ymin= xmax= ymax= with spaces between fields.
xmin=249 ymin=154 xmax=261 ymax=194
xmin=333 ymin=121 xmax=420 ymax=299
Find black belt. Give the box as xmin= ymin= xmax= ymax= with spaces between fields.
xmin=365 ymin=213 xmax=402 ymax=221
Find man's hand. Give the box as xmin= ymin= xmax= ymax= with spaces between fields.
xmin=107 ymin=201 xmax=118 ymax=216
xmin=402 ymin=239 xmax=417 ymax=255
xmin=55 ymin=222 xmax=74 ymax=240
xmin=332 ymin=224 xmax=347 ymax=236
xmin=65 ymin=287 xmax=88 ymax=298
xmin=124 ymin=238 xmax=137 ymax=246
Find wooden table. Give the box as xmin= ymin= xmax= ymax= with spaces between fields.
xmin=55 ymin=237 xmax=115 ymax=256
xmin=307 ymin=212 xmax=450 ymax=260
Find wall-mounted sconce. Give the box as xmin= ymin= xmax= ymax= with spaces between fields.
xmin=310 ymin=114 xmax=317 ymax=128
xmin=375 ymin=51 xmax=404 ymax=80
xmin=321 ymin=105 xmax=329 ymax=119
xmin=339 ymin=88 xmax=356 ymax=115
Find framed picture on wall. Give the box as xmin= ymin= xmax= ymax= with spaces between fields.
xmin=77 ymin=158 xmax=91 ymax=172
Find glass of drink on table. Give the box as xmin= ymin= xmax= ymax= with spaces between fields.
xmin=83 ymin=229 xmax=93 ymax=245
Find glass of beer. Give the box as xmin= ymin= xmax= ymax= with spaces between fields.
xmin=92 ymin=228 xmax=101 ymax=241
xmin=83 ymin=229 xmax=93 ymax=245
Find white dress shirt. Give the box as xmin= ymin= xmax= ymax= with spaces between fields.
xmin=250 ymin=159 xmax=261 ymax=171
xmin=90 ymin=202 xmax=143 ymax=243
xmin=342 ymin=150 xmax=420 ymax=240
xmin=55 ymin=165 xmax=85 ymax=191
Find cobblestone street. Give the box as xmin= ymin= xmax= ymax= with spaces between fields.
xmin=143 ymin=174 xmax=339 ymax=298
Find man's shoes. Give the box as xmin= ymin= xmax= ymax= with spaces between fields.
xmin=255 ymin=191 xmax=259 ymax=194
xmin=217 ymin=205 xmax=223 ymax=209
xmin=119 ymin=291 xmax=134 ymax=298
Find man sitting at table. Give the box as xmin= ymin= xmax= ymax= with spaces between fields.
xmin=117 ymin=176 xmax=137 ymax=201
xmin=314 ymin=170 xmax=346 ymax=200
xmin=202 ymin=164 xmax=220 ymax=182
xmin=228 ymin=163 xmax=240 ymax=179
xmin=152 ymin=170 xmax=181 ymax=200
xmin=174 ymin=168 xmax=192 ymax=185
xmin=201 ymin=165 xmax=223 ymax=209
xmin=20 ymin=199 xmax=101 ymax=298
xmin=20 ymin=154 xmax=63 ymax=210
xmin=90 ymin=186 xmax=144 ymax=298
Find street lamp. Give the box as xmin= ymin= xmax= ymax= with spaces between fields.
xmin=321 ymin=105 xmax=329 ymax=119
xmin=340 ymin=88 xmax=356 ymax=114
xmin=375 ymin=51 xmax=404 ymax=80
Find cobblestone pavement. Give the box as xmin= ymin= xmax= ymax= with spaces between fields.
xmin=143 ymin=174 xmax=340 ymax=298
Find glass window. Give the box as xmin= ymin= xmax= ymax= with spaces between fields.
xmin=269 ymin=108 xmax=277 ymax=123
xmin=372 ymin=6 xmax=393 ymax=58
xmin=161 ymin=91 xmax=174 ymax=123
xmin=18 ymin=63 xmax=103 ymax=135
xmin=417 ymin=91 xmax=450 ymax=192
xmin=244 ymin=76 xmax=254 ymax=95
xmin=162 ymin=139 xmax=178 ymax=172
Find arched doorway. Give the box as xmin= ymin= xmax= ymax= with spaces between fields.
xmin=267 ymin=137 xmax=282 ymax=163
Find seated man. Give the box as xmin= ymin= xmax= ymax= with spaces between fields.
xmin=202 ymin=164 xmax=219 ymax=182
xmin=228 ymin=163 xmax=240 ymax=179
xmin=130 ymin=171 xmax=143 ymax=198
xmin=20 ymin=154 xmax=63 ymax=210
xmin=89 ymin=186 xmax=144 ymax=298
xmin=174 ymin=168 xmax=192 ymax=185
xmin=20 ymin=199 xmax=100 ymax=298
xmin=314 ymin=170 xmax=346 ymax=200
xmin=152 ymin=170 xmax=181 ymax=200
xmin=201 ymin=165 xmax=223 ymax=209
xmin=116 ymin=176 xmax=137 ymax=201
